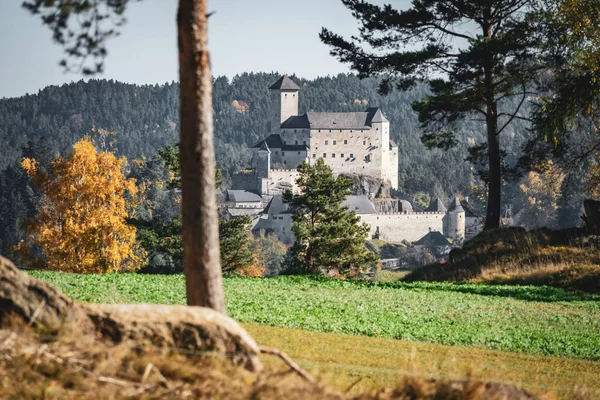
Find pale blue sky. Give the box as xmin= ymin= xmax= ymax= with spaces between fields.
xmin=0 ymin=0 xmax=396 ymax=99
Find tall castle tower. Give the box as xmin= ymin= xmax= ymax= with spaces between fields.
xmin=268 ymin=75 xmax=300 ymax=134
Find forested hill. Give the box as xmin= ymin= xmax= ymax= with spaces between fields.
xmin=0 ymin=72 xmax=531 ymax=195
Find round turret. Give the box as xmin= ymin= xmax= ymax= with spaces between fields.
xmin=445 ymin=196 xmax=465 ymax=243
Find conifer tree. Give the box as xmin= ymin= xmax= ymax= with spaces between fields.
xmin=285 ymin=159 xmax=378 ymax=275
xmin=320 ymin=0 xmax=551 ymax=229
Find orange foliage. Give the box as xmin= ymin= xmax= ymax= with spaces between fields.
xmin=16 ymin=137 xmax=146 ymax=273
xmin=237 ymin=249 xmax=266 ymax=278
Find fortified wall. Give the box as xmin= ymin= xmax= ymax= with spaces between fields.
xmin=232 ymin=168 xmax=300 ymax=199
xmin=359 ymin=212 xmax=445 ymax=243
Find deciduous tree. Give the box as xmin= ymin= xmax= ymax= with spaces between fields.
xmin=17 ymin=137 xmax=145 ymax=273
xmin=24 ymin=0 xmax=225 ymax=311
xmin=285 ymin=159 xmax=378 ymax=275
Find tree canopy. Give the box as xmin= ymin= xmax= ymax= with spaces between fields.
xmin=320 ymin=0 xmax=554 ymax=229
xmin=285 ymin=159 xmax=378 ymax=275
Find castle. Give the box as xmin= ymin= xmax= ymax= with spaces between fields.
xmin=230 ymin=76 xmax=465 ymax=247
xmin=232 ymin=75 xmax=398 ymax=197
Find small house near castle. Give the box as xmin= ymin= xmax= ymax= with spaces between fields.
xmin=230 ymin=76 xmax=466 ymax=246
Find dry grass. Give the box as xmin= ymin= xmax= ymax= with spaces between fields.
xmin=3 ymin=321 xmax=591 ymax=399
xmin=244 ymin=323 xmax=600 ymax=400
xmin=405 ymin=228 xmax=600 ymax=293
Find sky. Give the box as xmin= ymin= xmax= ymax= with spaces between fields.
xmin=0 ymin=0 xmax=395 ymax=99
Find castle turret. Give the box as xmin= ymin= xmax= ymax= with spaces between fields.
xmin=444 ymin=196 xmax=465 ymax=244
xmin=253 ymin=140 xmax=271 ymax=179
xmin=269 ymin=75 xmax=299 ymax=135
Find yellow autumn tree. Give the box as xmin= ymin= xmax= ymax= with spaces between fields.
xmin=514 ymin=161 xmax=565 ymax=230
xmin=17 ymin=136 xmax=146 ymax=273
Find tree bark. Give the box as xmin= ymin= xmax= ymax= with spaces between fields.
xmin=177 ymin=0 xmax=225 ymax=312
xmin=483 ymin=17 xmax=501 ymax=230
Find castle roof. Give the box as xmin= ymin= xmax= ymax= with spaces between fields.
xmin=257 ymin=140 xmax=271 ymax=153
xmin=448 ymin=196 xmax=465 ymax=212
xmin=414 ymin=231 xmax=450 ymax=247
xmin=280 ymin=108 xmax=387 ymax=131
xmin=227 ymin=190 xmax=263 ymax=203
xmin=342 ymin=195 xmax=377 ymax=214
xmin=425 ymin=198 xmax=447 ymax=213
xmin=252 ymin=134 xmax=308 ymax=151
xmin=264 ymin=195 xmax=292 ymax=215
xmin=368 ymin=108 xmax=389 ymax=123
xmin=253 ymin=134 xmax=282 ymax=149
xmin=269 ymin=75 xmax=300 ymax=91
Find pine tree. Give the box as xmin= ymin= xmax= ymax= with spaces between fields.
xmin=285 ymin=159 xmax=378 ymax=275
xmin=320 ymin=0 xmax=553 ymax=229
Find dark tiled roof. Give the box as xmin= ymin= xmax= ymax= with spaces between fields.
xmin=426 ymin=198 xmax=447 ymax=213
xmin=342 ymin=195 xmax=377 ymax=214
xmin=227 ymin=190 xmax=263 ymax=203
xmin=448 ymin=196 xmax=465 ymax=212
xmin=279 ymin=107 xmax=388 ymax=130
xmin=415 ymin=231 xmax=450 ymax=247
xmin=367 ymin=107 xmax=389 ymax=123
xmin=252 ymin=134 xmax=283 ymax=149
xmin=264 ymin=195 xmax=292 ymax=215
xmin=280 ymin=115 xmax=310 ymax=129
xmin=257 ymin=140 xmax=270 ymax=152
xmin=281 ymin=144 xmax=309 ymax=151
xmin=269 ymin=75 xmax=300 ymax=90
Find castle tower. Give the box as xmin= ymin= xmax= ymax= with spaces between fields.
xmin=268 ymin=75 xmax=300 ymax=135
xmin=253 ymin=140 xmax=271 ymax=179
xmin=444 ymin=196 xmax=465 ymax=243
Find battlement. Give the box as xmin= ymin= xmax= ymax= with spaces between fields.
xmin=375 ymin=211 xmax=446 ymax=216
xmin=234 ymin=170 xmax=256 ymax=175
xmin=270 ymin=168 xmax=297 ymax=173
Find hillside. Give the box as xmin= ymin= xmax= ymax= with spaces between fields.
xmin=0 ymin=73 xmax=534 ymax=255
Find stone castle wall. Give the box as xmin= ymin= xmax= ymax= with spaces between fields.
xmin=359 ymin=212 xmax=445 ymax=243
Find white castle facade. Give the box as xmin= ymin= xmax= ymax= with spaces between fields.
xmin=230 ymin=76 xmax=465 ymax=247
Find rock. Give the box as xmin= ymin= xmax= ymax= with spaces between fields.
xmin=0 ymin=255 xmax=91 ymax=332
xmin=84 ymin=303 xmax=263 ymax=371
xmin=342 ymin=173 xmax=392 ymax=198
xmin=0 ymin=255 xmax=262 ymax=371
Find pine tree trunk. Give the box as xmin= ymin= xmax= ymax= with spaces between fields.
xmin=177 ymin=0 xmax=225 ymax=312
xmin=483 ymin=17 xmax=501 ymax=230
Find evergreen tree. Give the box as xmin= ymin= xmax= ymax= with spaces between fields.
xmin=285 ymin=159 xmax=378 ymax=275
xmin=320 ymin=0 xmax=553 ymax=229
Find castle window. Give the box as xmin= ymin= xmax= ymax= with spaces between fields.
xmin=333 ymin=140 xmax=337 ymax=145
xmin=294 ymin=130 xmax=297 ymax=133
xmin=303 ymin=140 xmax=306 ymax=145
xmin=284 ymin=160 xmax=287 ymax=164
xmin=297 ymin=151 xmax=301 ymax=155
xmin=275 ymin=151 xmax=278 ymax=155
xmin=282 ymin=152 xmax=285 ymax=156
xmin=272 ymin=216 xmax=277 ymax=220
xmin=285 ymin=93 xmax=287 ymax=97
xmin=325 ymin=140 xmax=328 ymax=145
xmin=323 ymin=153 xmax=326 ymax=158
xmin=341 ymin=153 xmax=344 ymax=158
xmin=344 ymin=140 xmax=347 ymax=145
xmin=329 ymin=130 xmax=332 ymax=133
xmin=363 ymin=141 xmax=366 ymax=145
xmin=295 ymin=140 xmax=298 ymax=144
xmin=279 ymin=216 xmax=284 ymax=220
xmin=282 ymin=226 xmax=286 ymax=231
xmin=350 ymin=153 xmax=354 ymax=158
xmin=313 ymin=154 xmax=316 ymax=158
xmin=332 ymin=153 xmax=336 ymax=158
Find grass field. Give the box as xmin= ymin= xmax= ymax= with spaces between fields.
xmin=246 ymin=324 xmax=600 ymax=399
xmin=30 ymin=272 xmax=600 ymax=361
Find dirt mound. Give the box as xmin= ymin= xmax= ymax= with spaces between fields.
xmin=405 ymin=227 xmax=600 ymax=292
xmin=0 ymin=255 xmax=261 ymax=371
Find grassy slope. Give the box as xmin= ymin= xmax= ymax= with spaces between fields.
xmin=247 ymin=324 xmax=600 ymax=399
xmin=406 ymin=228 xmax=600 ymax=293
xmin=30 ymin=272 xmax=600 ymax=360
